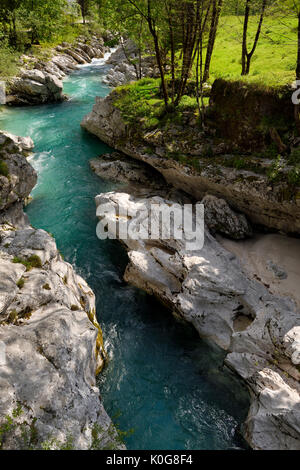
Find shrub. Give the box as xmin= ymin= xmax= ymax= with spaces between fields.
xmin=0 ymin=160 xmax=9 ymax=178
xmin=288 ymin=165 xmax=300 ymax=186
xmin=13 ymin=255 xmax=42 ymax=271
xmin=17 ymin=278 xmax=25 ymax=289
xmin=114 ymin=78 xmax=163 ymax=129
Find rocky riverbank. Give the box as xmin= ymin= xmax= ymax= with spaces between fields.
xmin=81 ymin=91 xmax=300 ymax=235
xmin=94 ymin=187 xmax=300 ymax=450
xmin=5 ymin=35 xmax=108 ymax=106
xmin=102 ymin=40 xmax=158 ymax=87
xmin=83 ymin=91 xmax=300 ymax=449
xmin=0 ymin=131 xmax=122 ymax=450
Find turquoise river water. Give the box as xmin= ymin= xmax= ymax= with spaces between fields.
xmin=0 ymin=58 xmax=249 ymax=450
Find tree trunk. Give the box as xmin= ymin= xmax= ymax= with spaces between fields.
xmin=203 ymin=0 xmax=223 ymax=83
xmin=175 ymin=1 xmax=199 ymax=106
xmin=294 ymin=12 xmax=300 ymax=135
xmin=242 ymin=0 xmax=267 ymax=76
xmin=148 ymin=19 xmax=169 ymax=107
xmin=168 ymin=17 xmax=176 ymax=105
xmin=297 ymin=12 xmax=300 ymax=80
xmin=241 ymin=0 xmax=250 ymax=75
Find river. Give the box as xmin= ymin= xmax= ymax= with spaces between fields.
xmin=0 ymin=56 xmax=249 ymax=450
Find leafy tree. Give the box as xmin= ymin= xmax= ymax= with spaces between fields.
xmin=0 ymin=0 xmax=23 ymax=46
xmin=100 ymin=1 xmax=219 ymax=111
xmin=23 ymin=0 xmax=70 ymax=44
xmin=77 ymin=0 xmax=89 ymax=24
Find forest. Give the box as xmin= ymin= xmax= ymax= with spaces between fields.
xmin=0 ymin=1 xmax=298 ymax=89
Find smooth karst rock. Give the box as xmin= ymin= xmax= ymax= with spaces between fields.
xmin=95 ymin=191 xmax=300 ymax=450
xmin=0 ymin=131 xmax=37 ymax=211
xmin=10 ymin=69 xmax=63 ymax=105
xmin=103 ymin=40 xmax=158 ymax=87
xmin=90 ymin=152 xmax=165 ymax=190
xmin=0 ymin=131 xmax=122 ymax=449
xmin=0 ymin=225 xmax=116 ymax=450
xmin=201 ymin=194 xmax=252 ymax=239
xmin=7 ymin=36 xmax=106 ymax=106
xmin=0 ymin=81 xmax=6 ymax=104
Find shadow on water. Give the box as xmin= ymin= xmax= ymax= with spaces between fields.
xmin=0 ymin=61 xmax=250 ymax=450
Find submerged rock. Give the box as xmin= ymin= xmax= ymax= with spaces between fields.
xmin=95 ymin=190 xmax=300 ymax=450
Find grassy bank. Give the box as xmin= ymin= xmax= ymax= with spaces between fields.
xmin=207 ymin=14 xmax=297 ymax=88
xmin=113 ymin=13 xmax=297 ymax=130
xmin=112 ymin=76 xmax=300 ymax=188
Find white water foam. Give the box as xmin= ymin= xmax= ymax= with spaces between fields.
xmin=77 ymin=47 xmax=117 ymax=69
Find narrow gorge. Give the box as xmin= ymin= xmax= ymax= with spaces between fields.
xmin=0 ymin=1 xmax=300 ymax=452
xmin=0 ymin=49 xmax=252 ymax=450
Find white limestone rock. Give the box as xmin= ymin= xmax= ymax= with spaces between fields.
xmin=0 ymin=131 xmax=37 ymax=211
xmin=201 ymin=194 xmax=252 ymax=239
xmin=0 ymin=131 xmax=123 ymax=450
xmin=10 ymin=69 xmax=63 ymax=105
xmin=95 ymin=190 xmax=300 ymax=450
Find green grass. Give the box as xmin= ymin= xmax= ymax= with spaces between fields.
xmin=113 ymin=77 xmax=206 ymax=130
xmin=0 ymin=46 xmax=20 ymax=82
xmin=13 ymin=255 xmax=42 ymax=271
xmin=114 ymin=14 xmax=297 ymax=129
xmin=17 ymin=278 xmax=25 ymax=289
xmin=205 ymin=14 xmax=297 ymax=88
xmin=114 ymin=78 xmax=165 ymax=129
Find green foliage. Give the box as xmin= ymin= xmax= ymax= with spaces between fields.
xmin=113 ymin=79 xmax=202 ymax=130
xmin=90 ymin=423 xmax=107 ymax=450
xmin=0 ymin=0 xmax=105 ymax=82
xmin=288 ymin=147 xmax=300 ymax=166
xmin=0 ymin=160 xmax=9 ymax=177
xmin=0 ymin=43 xmax=19 ymax=81
xmin=7 ymin=309 xmax=18 ymax=323
xmin=0 ymin=404 xmax=40 ymax=450
xmin=13 ymin=255 xmax=42 ymax=271
xmin=288 ymin=165 xmax=300 ymax=186
xmin=267 ymin=155 xmax=285 ymax=182
xmin=177 ymin=95 xmax=198 ymax=112
xmin=17 ymin=277 xmax=25 ymax=289
xmin=114 ymin=78 xmax=164 ymax=129
xmin=265 ymin=154 xmax=300 ymax=187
